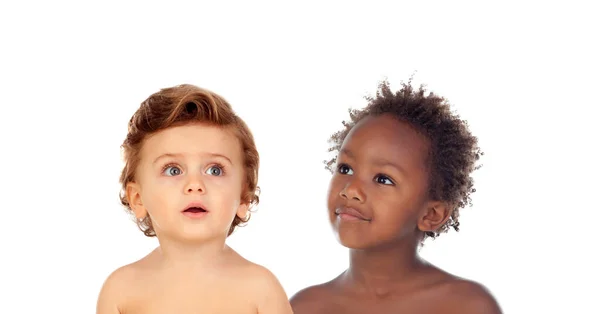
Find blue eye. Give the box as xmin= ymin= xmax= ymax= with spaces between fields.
xmin=337 ymin=163 xmax=354 ymax=175
xmin=206 ymin=165 xmax=223 ymax=176
xmin=163 ymin=165 xmax=182 ymax=176
xmin=375 ymin=174 xmax=394 ymax=185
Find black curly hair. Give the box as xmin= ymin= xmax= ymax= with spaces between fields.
xmin=326 ymin=79 xmax=483 ymax=240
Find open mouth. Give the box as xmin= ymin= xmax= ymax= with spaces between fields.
xmin=183 ymin=207 xmax=207 ymax=213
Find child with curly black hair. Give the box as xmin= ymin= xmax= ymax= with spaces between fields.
xmin=291 ymin=79 xmax=501 ymax=314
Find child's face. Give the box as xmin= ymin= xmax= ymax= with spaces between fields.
xmin=327 ymin=114 xmax=434 ymax=249
xmin=127 ymin=123 xmax=248 ymax=242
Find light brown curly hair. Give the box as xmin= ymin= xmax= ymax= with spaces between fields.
xmin=119 ymin=84 xmax=260 ymax=237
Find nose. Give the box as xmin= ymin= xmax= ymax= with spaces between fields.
xmin=339 ymin=178 xmax=365 ymax=203
xmin=184 ymin=175 xmax=205 ymax=194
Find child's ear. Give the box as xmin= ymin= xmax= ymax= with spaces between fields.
xmin=417 ymin=201 xmax=452 ymax=233
xmin=236 ymin=202 xmax=249 ymax=221
xmin=126 ymin=182 xmax=147 ymax=219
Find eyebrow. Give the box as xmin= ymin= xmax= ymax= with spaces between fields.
xmin=340 ymin=148 xmax=405 ymax=174
xmin=372 ymin=158 xmax=406 ymax=175
xmin=152 ymin=153 xmax=233 ymax=165
xmin=340 ymin=148 xmax=354 ymax=158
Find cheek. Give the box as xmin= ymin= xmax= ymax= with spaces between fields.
xmin=326 ymin=176 xmax=342 ymax=207
xmin=376 ymin=192 xmax=422 ymax=228
xmin=140 ymin=178 xmax=181 ymax=210
xmin=213 ymin=175 xmax=244 ymax=206
xmin=142 ymin=174 xmax=181 ymax=196
xmin=141 ymin=189 xmax=169 ymax=214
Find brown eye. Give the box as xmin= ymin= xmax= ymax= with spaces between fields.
xmin=374 ymin=174 xmax=394 ymax=185
xmin=337 ymin=164 xmax=353 ymax=175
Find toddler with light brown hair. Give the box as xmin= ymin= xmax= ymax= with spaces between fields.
xmin=96 ymin=84 xmax=292 ymax=314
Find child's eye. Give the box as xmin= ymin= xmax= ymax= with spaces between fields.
xmin=375 ymin=174 xmax=394 ymax=185
xmin=163 ymin=165 xmax=182 ymax=176
xmin=205 ymin=165 xmax=224 ymax=176
xmin=337 ymin=163 xmax=354 ymax=175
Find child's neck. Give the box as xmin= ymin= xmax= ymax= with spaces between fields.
xmin=156 ymin=235 xmax=230 ymax=271
xmin=344 ymin=237 xmax=427 ymax=296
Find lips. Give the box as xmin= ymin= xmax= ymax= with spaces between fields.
xmin=184 ymin=207 xmax=206 ymax=213
xmin=335 ymin=207 xmax=371 ymax=221
xmin=182 ymin=202 xmax=208 ymax=214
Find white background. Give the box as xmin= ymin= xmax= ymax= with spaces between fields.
xmin=1 ymin=1 xmax=598 ymax=313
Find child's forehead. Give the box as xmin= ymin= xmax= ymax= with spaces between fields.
xmin=140 ymin=124 xmax=242 ymax=160
xmin=341 ymin=115 xmax=430 ymax=168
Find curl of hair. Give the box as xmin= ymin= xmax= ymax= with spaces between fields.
xmin=119 ymin=84 xmax=259 ymax=237
xmin=325 ymin=79 xmax=483 ymax=240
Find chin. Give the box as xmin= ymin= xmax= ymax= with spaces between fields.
xmin=337 ymin=238 xmax=371 ymax=250
xmin=176 ymin=227 xmax=222 ymax=242
xmin=334 ymin=228 xmax=375 ymax=250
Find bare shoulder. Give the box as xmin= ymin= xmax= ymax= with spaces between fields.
xmin=96 ymin=252 xmax=156 ymax=314
xmin=234 ymin=259 xmax=293 ymax=314
xmin=242 ymin=262 xmax=285 ymax=290
xmin=440 ymin=278 xmax=502 ymax=314
xmin=289 ymin=280 xmax=336 ymax=313
xmin=96 ymin=263 xmax=140 ymax=314
xmin=227 ymin=252 xmax=284 ymax=291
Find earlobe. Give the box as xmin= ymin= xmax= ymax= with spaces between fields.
xmin=236 ymin=203 xmax=250 ymax=221
xmin=126 ymin=182 xmax=147 ymax=219
xmin=417 ymin=201 xmax=452 ymax=233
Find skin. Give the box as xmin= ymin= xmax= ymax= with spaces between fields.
xmin=96 ymin=123 xmax=292 ymax=314
xmin=290 ymin=114 xmax=502 ymax=314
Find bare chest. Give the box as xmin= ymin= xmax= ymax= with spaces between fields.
xmin=121 ymin=278 xmax=256 ymax=314
xmin=313 ymin=292 xmax=445 ymax=314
